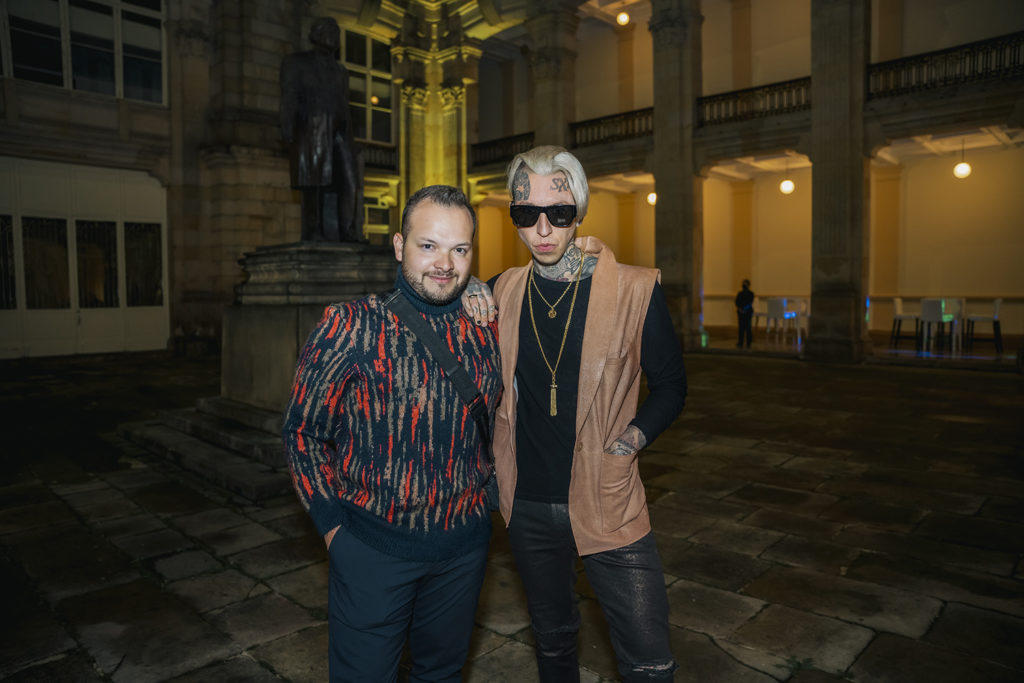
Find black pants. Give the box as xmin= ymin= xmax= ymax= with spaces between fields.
xmin=326 ymin=527 xmax=488 ymax=682
xmin=507 ymin=499 xmax=676 ymax=682
xmin=737 ymin=310 xmax=753 ymax=347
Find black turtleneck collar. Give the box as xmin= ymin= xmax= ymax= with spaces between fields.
xmin=394 ymin=266 xmax=465 ymax=316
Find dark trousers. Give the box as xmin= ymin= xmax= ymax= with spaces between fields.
xmin=737 ymin=310 xmax=753 ymax=347
xmin=507 ymin=499 xmax=676 ymax=682
xmin=327 ymin=527 xmax=489 ymax=682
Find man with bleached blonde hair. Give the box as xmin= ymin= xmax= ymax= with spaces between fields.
xmin=464 ymin=145 xmax=687 ymax=682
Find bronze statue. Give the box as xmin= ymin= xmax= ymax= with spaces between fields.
xmin=280 ymin=17 xmax=365 ymax=243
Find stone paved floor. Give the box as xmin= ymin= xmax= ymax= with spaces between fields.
xmin=1 ymin=351 xmax=1022 ymax=682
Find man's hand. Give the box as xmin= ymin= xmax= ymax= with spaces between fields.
xmin=607 ymin=425 xmax=647 ymax=456
xmin=324 ymin=525 xmax=341 ymax=549
xmin=461 ymin=276 xmax=497 ymax=326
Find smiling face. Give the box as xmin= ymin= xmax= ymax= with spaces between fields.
xmin=512 ymin=170 xmax=578 ymax=267
xmin=393 ymin=200 xmax=474 ymax=305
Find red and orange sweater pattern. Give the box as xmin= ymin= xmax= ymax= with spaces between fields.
xmin=282 ymin=289 xmax=502 ymax=561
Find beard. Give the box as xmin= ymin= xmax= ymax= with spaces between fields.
xmin=401 ymin=262 xmax=470 ymax=305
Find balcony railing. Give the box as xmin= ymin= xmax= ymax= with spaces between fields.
xmin=697 ymin=77 xmax=811 ymax=126
xmin=869 ymin=30 xmax=1024 ymax=98
xmin=470 ymin=132 xmax=535 ymax=167
xmin=362 ymin=142 xmax=397 ymax=171
xmin=571 ymin=107 xmax=653 ymax=147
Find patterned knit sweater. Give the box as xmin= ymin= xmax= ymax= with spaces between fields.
xmin=281 ymin=272 xmax=502 ymax=561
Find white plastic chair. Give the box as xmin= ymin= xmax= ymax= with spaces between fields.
xmin=918 ymin=298 xmax=954 ymax=352
xmin=765 ymin=298 xmax=797 ymax=339
xmin=966 ymin=298 xmax=1003 ymax=354
xmin=890 ymin=297 xmax=918 ymax=347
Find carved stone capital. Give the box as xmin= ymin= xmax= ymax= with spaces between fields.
xmin=439 ymin=84 xmax=465 ymax=109
xmin=402 ymin=83 xmax=429 ymax=109
xmin=648 ymin=3 xmax=701 ymax=49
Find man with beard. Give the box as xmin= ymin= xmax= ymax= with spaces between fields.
xmin=282 ymin=185 xmax=502 ymax=682
xmin=463 ymin=146 xmax=686 ymax=682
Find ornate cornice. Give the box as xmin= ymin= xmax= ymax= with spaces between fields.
xmin=439 ymin=84 xmax=465 ymax=109
xmin=401 ymin=83 xmax=429 ymax=109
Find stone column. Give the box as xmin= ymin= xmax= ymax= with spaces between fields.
xmin=650 ymin=0 xmax=705 ymax=349
xmin=400 ymin=83 xmax=429 ymax=197
xmin=807 ymin=0 xmax=871 ymax=362
xmin=525 ymin=2 xmax=579 ymax=146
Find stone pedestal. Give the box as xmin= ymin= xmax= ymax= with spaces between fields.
xmin=222 ymin=242 xmax=395 ymax=411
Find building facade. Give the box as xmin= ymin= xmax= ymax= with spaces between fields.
xmin=1 ymin=0 xmax=1021 ymax=361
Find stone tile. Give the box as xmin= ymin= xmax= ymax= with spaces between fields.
xmin=168 ymin=569 xmax=268 ymax=613
xmin=249 ymin=623 xmax=329 ymax=683
xmin=846 ymin=552 xmax=1024 ymax=618
xmin=666 ymin=578 xmax=764 ymax=635
xmin=59 ymin=578 xmax=239 ymax=683
xmin=101 ymin=468 xmax=169 ymax=491
xmin=849 ymin=633 xmax=1021 ymax=683
xmin=162 ymin=655 xmax=285 ymax=682
xmin=207 ymin=593 xmax=318 ymax=649
xmin=172 ymin=508 xmax=250 ymax=536
xmin=2 ymin=649 xmax=106 ymax=682
xmin=787 ymin=670 xmax=850 ymax=682
xmin=977 ymin=496 xmax=1024 ymax=524
xmin=475 ymin=564 xmax=531 ymax=636
xmin=74 ymin=497 xmax=143 ymax=522
xmin=743 ymin=566 xmax=942 ymax=638
xmin=715 ymin=637 xmax=795 ymax=680
xmin=0 ymin=500 xmax=76 ymax=535
xmin=724 ymin=464 xmax=826 ymax=491
xmin=0 ymin=608 xmax=76 ymax=677
xmin=819 ymin=499 xmax=927 ymax=532
xmin=466 ymin=624 xmax=511 ymax=661
xmin=197 ymin=522 xmax=281 ymax=556
xmin=61 ymin=485 xmax=123 ymax=508
xmin=725 ymin=483 xmax=839 ymax=515
xmin=132 ymin=481 xmax=217 ymax=517
xmin=228 ymin=535 xmax=326 ymax=579
xmin=154 ymin=549 xmax=222 ymax=580
xmin=51 ymin=480 xmax=109 ymax=496
xmin=246 ymin=502 xmax=305 ymax=523
xmin=760 ymin=536 xmax=861 ymax=574
xmin=644 ymin=470 xmax=747 ymax=498
xmin=648 ymin=506 xmax=717 ymax=539
xmin=463 ymin=639 xmax=540 ymax=683
xmin=670 ymin=629 xmax=780 ymax=683
xmin=6 ymin=522 xmax=138 ymax=602
xmin=818 ymin=478 xmax=985 ymax=515
xmin=111 ymin=527 xmax=194 ymax=560
xmin=265 ymin=561 xmax=328 ymax=611
xmin=92 ymin=513 xmax=167 ymax=539
xmin=781 ymin=456 xmax=867 ymax=476
xmin=262 ymin=512 xmax=318 ymax=539
xmin=834 ymin=526 xmax=1017 ymax=576
xmin=690 ymin=520 xmax=785 ymax=556
xmin=742 ymin=508 xmax=844 ymax=540
xmin=914 ymin=512 xmax=1024 ymax=554
xmin=732 ymin=605 xmax=874 ymax=674
xmin=0 ymin=481 xmax=54 ymax=509
xmin=924 ymin=602 xmax=1024 ymax=670
xmin=660 ymin=542 xmax=772 ymax=591
xmin=654 ymin=492 xmax=758 ymax=521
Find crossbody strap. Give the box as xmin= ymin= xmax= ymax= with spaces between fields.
xmin=382 ymin=289 xmax=491 ymax=447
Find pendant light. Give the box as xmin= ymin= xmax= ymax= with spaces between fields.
xmin=953 ymin=138 xmax=971 ymax=179
xmin=779 ymin=157 xmax=795 ymax=195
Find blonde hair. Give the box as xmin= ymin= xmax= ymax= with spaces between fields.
xmin=506 ymin=145 xmax=589 ymax=223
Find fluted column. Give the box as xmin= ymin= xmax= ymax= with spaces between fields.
xmin=807 ymin=0 xmax=871 ymax=362
xmin=649 ymin=0 xmax=705 ymax=349
xmin=400 ymin=83 xmax=429 ymax=197
xmin=525 ymin=2 xmax=579 ymax=146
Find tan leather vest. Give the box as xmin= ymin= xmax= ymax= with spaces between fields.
xmin=492 ymin=237 xmax=660 ymax=555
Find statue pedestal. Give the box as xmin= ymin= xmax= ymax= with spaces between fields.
xmin=222 ymin=241 xmax=395 ymax=411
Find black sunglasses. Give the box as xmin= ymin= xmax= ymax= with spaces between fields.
xmin=509 ymin=204 xmax=578 ymax=229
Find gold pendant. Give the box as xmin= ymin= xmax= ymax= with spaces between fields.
xmin=549 ymin=381 xmax=557 ymax=416
xmin=547 ymin=309 xmax=557 ymax=319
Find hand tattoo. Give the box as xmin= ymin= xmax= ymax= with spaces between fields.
xmin=607 ymin=425 xmax=647 ymax=456
xmin=512 ymin=166 xmax=530 ymax=202
xmin=463 ymin=276 xmax=488 ymax=298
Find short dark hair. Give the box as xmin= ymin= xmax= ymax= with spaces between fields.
xmin=400 ymin=185 xmax=477 ymax=238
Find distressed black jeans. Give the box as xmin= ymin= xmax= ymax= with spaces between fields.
xmin=507 ymin=499 xmax=677 ymax=682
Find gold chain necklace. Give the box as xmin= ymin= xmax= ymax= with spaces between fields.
xmin=531 ymin=272 xmax=576 ymax=318
xmin=528 ymin=262 xmax=582 ymax=416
